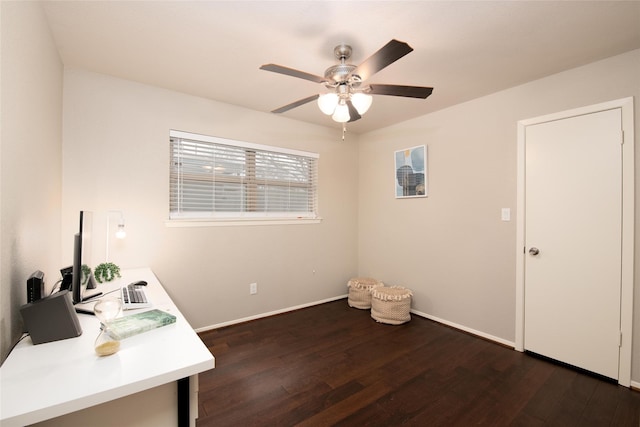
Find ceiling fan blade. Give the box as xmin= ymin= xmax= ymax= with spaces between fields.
xmin=260 ymin=64 xmax=327 ymax=84
xmin=346 ymin=100 xmax=362 ymax=122
xmin=352 ymin=39 xmax=414 ymax=81
xmin=369 ymin=84 xmax=433 ymax=99
xmin=271 ymin=94 xmax=320 ymax=114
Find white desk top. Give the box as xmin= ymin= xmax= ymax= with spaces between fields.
xmin=0 ymin=268 xmax=215 ymax=427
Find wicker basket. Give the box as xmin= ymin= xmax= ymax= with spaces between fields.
xmin=371 ymin=286 xmax=413 ymax=325
xmin=347 ymin=277 xmax=384 ymax=309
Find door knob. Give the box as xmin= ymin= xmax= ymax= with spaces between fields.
xmin=529 ymin=247 xmax=540 ymax=256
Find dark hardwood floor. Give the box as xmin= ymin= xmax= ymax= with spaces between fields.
xmin=197 ymin=299 xmax=639 ymax=426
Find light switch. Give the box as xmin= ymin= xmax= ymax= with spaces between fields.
xmin=501 ymin=208 xmax=511 ymax=221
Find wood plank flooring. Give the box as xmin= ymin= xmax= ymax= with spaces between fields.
xmin=197 ymin=299 xmax=639 ymax=426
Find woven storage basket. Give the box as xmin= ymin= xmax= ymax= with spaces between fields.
xmin=347 ymin=277 xmax=383 ymax=309
xmin=371 ymin=286 xmax=413 ymax=325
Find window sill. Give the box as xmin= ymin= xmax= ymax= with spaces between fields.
xmin=165 ymin=217 xmax=322 ymax=227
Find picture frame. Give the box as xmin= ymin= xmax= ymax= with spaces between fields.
xmin=395 ymin=145 xmax=427 ymax=198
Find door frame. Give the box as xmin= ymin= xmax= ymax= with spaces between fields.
xmin=514 ymin=97 xmax=635 ymax=387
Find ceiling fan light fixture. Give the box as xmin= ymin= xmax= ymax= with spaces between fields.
xmin=317 ymin=93 xmax=339 ymax=115
xmin=351 ymin=93 xmax=373 ymax=115
xmin=332 ymin=103 xmax=350 ymax=123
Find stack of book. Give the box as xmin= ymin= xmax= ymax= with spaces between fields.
xmin=104 ymin=309 xmax=176 ymax=340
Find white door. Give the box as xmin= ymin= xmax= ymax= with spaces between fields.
xmin=523 ymin=108 xmax=622 ymax=380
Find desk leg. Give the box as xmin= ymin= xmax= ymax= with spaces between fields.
xmin=178 ymin=377 xmax=189 ymax=427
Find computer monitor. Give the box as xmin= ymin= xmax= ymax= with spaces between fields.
xmin=72 ymin=211 xmax=97 ymax=304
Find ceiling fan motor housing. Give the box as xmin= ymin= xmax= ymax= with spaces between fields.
xmin=324 ymin=44 xmax=363 ymax=88
xmin=324 ymin=64 xmax=357 ymax=85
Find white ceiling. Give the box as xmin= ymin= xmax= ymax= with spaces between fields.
xmin=41 ymin=1 xmax=640 ymax=134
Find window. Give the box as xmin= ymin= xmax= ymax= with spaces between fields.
xmin=169 ymin=130 xmax=319 ymax=222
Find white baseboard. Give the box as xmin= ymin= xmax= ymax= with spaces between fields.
xmin=194 ymin=294 xmax=348 ymax=333
xmin=196 ymin=297 xmax=515 ymax=350
xmin=410 ymin=308 xmax=516 ymax=348
xmin=631 ymin=380 xmax=640 ymax=392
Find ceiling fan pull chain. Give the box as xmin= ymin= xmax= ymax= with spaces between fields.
xmin=342 ymin=123 xmax=346 ymax=141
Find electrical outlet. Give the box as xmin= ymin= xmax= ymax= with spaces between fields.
xmin=250 ymin=283 xmax=258 ymax=295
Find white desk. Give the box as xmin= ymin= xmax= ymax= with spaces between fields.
xmin=0 ymin=268 xmax=214 ymax=427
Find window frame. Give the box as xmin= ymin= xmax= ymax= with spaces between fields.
xmin=168 ymin=130 xmax=321 ymax=227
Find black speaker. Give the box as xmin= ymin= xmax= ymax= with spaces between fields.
xmin=27 ymin=270 xmax=45 ymax=303
xmin=20 ymin=290 xmax=82 ymax=344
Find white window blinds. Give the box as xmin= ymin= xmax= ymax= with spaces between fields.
xmin=169 ymin=130 xmax=319 ymax=220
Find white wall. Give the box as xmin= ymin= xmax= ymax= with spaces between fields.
xmin=358 ymin=49 xmax=640 ymax=382
xmin=61 ymin=69 xmax=359 ymax=330
xmin=0 ymin=1 xmax=63 ymax=363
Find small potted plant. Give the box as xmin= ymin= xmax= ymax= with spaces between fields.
xmin=94 ymin=262 xmax=122 ymax=283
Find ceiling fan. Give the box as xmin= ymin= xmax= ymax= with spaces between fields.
xmin=260 ymin=39 xmax=433 ymax=124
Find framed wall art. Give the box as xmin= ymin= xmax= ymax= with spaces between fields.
xmin=395 ymin=145 xmax=427 ymax=198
